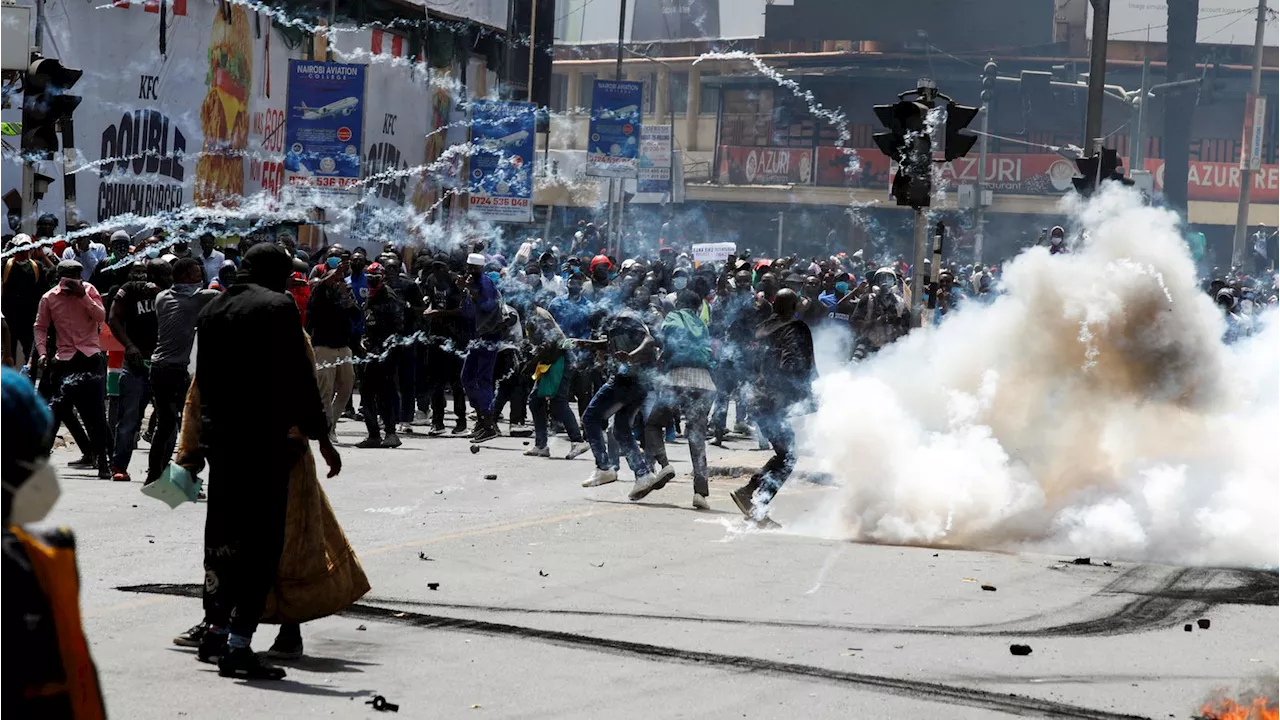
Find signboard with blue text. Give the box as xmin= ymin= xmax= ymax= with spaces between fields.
xmin=468 ymin=100 xmax=536 ymax=223
xmin=284 ymin=60 xmax=367 ymax=198
xmin=587 ymin=79 xmax=642 ymax=178
xmin=638 ymin=124 xmax=672 ymax=193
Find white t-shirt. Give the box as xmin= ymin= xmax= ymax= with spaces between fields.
xmin=202 ymin=249 xmax=226 ymax=284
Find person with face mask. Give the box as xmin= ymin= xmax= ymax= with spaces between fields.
xmin=106 ymin=259 xmax=170 ymax=482
xmin=187 ymin=242 xmax=340 ymax=680
xmin=88 ymin=231 xmax=134 ymax=308
xmin=420 ymin=258 xmax=469 ymax=436
xmin=1048 ymin=226 xmax=1067 ymax=255
xmin=144 ymin=257 xmax=218 ymax=485
xmin=538 ymin=251 xmax=565 ymax=296
xmin=2 ymin=366 xmax=107 ymax=718
xmin=34 ymin=260 xmax=112 ymax=479
xmin=306 ymin=253 xmax=360 ymax=442
xmin=2 ymin=233 xmax=47 ymax=366
xmin=355 ymin=262 xmax=406 ymax=449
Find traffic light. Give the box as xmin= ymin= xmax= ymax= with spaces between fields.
xmin=942 ymin=102 xmax=979 ymax=161
xmin=873 ymin=100 xmax=933 ymax=208
xmin=980 ymin=60 xmax=997 ymax=105
xmin=872 ymin=100 xmax=929 ymax=161
xmin=22 ymin=54 xmax=82 ymax=159
xmin=1072 ymin=148 xmax=1133 ymax=197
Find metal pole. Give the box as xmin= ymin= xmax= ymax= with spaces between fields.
xmin=60 ymin=118 xmax=77 ymax=229
xmin=526 ymin=0 xmax=538 ymax=102
xmin=1129 ymin=56 xmax=1150 ymax=172
xmin=668 ymin=71 xmax=674 ymax=203
xmin=607 ymin=0 xmax=627 ymax=252
xmin=926 ymin=220 xmax=944 ymax=326
xmin=33 ymin=0 xmax=44 ymax=52
xmin=974 ymin=103 xmax=989 ymax=263
xmin=22 ymin=0 xmax=44 ymax=235
xmin=1084 ymin=0 xmax=1110 ymax=156
xmin=20 ymin=165 xmax=36 ymax=236
xmin=910 ymin=207 xmax=927 ymax=327
xmin=1231 ymin=0 xmax=1268 ymax=267
xmin=776 ymin=210 xmax=784 ymax=257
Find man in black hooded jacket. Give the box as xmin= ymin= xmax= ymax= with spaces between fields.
xmin=191 ymin=242 xmax=341 ymax=680
xmin=730 ymin=289 xmax=815 ymax=523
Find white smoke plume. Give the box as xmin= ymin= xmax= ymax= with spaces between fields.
xmin=803 ymin=187 xmax=1278 ymax=568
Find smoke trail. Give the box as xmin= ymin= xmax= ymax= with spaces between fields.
xmin=802 ymin=187 xmax=1278 ymax=568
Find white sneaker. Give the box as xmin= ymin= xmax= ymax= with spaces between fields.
xmin=523 ymin=445 xmax=551 ymax=457
xmin=692 ymin=494 xmax=710 ymax=510
xmin=582 ymin=468 xmax=618 ymax=487
xmin=655 ymin=464 xmax=676 ymax=486
xmin=628 ymin=472 xmax=663 ymax=501
xmin=566 ymin=442 xmax=590 ymax=460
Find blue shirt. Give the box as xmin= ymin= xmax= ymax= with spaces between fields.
xmin=345 ymin=272 xmax=369 ymax=336
xmin=548 ymin=294 xmax=592 ymax=339
xmin=346 ymin=271 xmax=370 ymax=306
xmin=462 ymin=273 xmax=501 ymax=340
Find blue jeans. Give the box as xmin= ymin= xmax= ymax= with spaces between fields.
xmin=461 ymin=341 xmax=499 ymax=417
xmin=581 ymin=375 xmax=650 ymax=476
xmin=111 ymin=365 xmax=152 ymax=472
xmin=529 ymin=379 xmax=583 ymax=448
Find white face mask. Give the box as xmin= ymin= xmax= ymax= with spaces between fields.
xmin=673 ymin=277 xmax=688 ymax=290
xmin=4 ymin=460 xmax=61 ymax=525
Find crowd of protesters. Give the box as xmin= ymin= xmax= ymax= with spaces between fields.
xmin=2 ymin=215 xmax=1277 ymax=506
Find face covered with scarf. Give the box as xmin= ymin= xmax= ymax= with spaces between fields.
xmin=238 ymin=242 xmax=293 ymax=293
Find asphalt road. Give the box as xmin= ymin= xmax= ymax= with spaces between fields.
xmin=40 ymin=418 xmax=1278 ymax=720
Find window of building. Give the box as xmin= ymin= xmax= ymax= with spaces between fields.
xmin=641 ymin=72 xmax=658 ymax=114
xmin=699 ymin=72 xmax=720 ymax=114
xmin=578 ymin=73 xmax=595 ymax=110
xmin=549 ymin=74 xmax=568 ymax=112
xmin=670 ymin=72 xmax=689 ymax=114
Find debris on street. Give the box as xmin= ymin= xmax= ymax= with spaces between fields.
xmin=366 ymin=695 xmax=399 ymax=712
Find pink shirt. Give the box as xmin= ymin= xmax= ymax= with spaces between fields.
xmin=34 ymin=282 xmax=106 ymax=361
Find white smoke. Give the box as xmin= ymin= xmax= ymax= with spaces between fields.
xmin=803 ymin=187 xmax=1279 ymax=568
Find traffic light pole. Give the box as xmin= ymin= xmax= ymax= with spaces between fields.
xmin=1231 ymin=0 xmax=1268 ymax=268
xmin=1084 ymin=0 xmax=1110 ymax=158
xmin=20 ymin=162 xmax=36 ymax=235
xmin=911 ymin=207 xmax=927 ymax=326
xmin=974 ymin=104 xmax=989 ymax=263
xmin=60 ymin=117 xmax=77 ymax=228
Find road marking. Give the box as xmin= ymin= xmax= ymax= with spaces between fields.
xmin=360 ymin=505 xmax=634 ymax=558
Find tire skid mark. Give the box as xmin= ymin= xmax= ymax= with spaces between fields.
xmin=118 ymin=582 xmax=1149 ymax=720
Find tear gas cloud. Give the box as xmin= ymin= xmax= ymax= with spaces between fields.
xmin=803 ymin=187 xmax=1278 ymax=568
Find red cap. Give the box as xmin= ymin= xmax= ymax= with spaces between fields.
xmin=590 ymin=255 xmax=613 ymax=271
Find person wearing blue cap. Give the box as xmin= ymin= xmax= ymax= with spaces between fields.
xmin=2 ymin=366 xmax=106 ymax=717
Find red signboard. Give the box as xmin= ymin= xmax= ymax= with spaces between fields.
xmin=717 ymin=145 xmax=814 ymax=185
xmin=805 ymin=145 xmax=1279 ymax=203
xmin=817 ymin=147 xmax=1084 ymax=195
xmin=1143 ymin=158 xmax=1278 ymax=203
